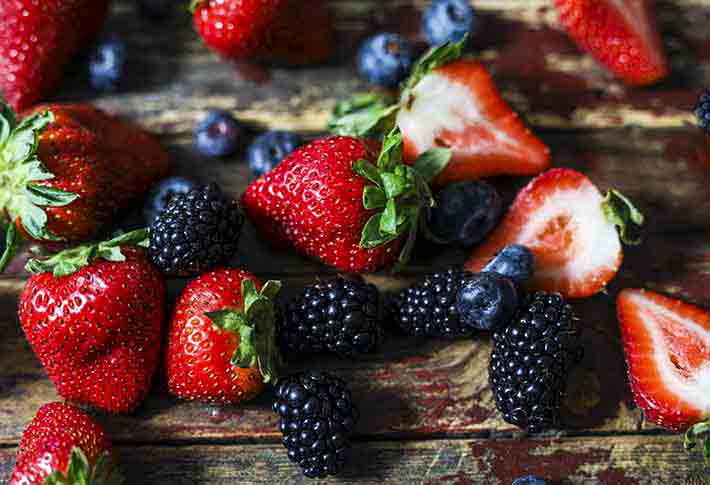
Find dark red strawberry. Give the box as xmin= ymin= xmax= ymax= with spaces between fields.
xmin=9 ymin=402 xmax=122 ymax=485
xmin=466 ymin=168 xmax=643 ymax=298
xmin=0 ymin=0 xmax=110 ymax=111
xmin=617 ymin=289 xmax=710 ymax=462
xmin=19 ymin=230 xmax=165 ymax=413
xmin=553 ymin=0 xmax=669 ymax=86
xmin=166 ymin=268 xmax=281 ymax=404
xmin=242 ymin=132 xmax=446 ymax=273
xmin=191 ymin=0 xmax=332 ymax=65
xmin=0 ymin=102 xmax=169 ymax=270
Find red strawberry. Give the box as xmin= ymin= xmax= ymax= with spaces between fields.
xmin=166 ymin=268 xmax=281 ymax=404
xmin=466 ymin=168 xmax=643 ymax=298
xmin=617 ymin=289 xmax=710 ymax=462
xmin=553 ymin=0 xmax=669 ymax=86
xmin=9 ymin=402 xmax=122 ymax=485
xmin=241 ymin=134 xmax=440 ymax=273
xmin=19 ymin=230 xmax=166 ymax=413
xmin=397 ymin=59 xmax=551 ymax=185
xmin=0 ymin=102 xmax=169 ymax=269
xmin=0 ymin=0 xmax=110 ymax=111
xmin=191 ymin=0 xmax=332 ymax=65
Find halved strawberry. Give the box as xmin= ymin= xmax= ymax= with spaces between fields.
xmin=553 ymin=0 xmax=669 ymax=86
xmin=617 ymin=289 xmax=710 ymax=461
xmin=465 ymin=168 xmax=642 ymax=298
xmin=396 ymin=59 xmax=551 ymax=185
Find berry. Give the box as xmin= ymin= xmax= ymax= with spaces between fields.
xmin=195 ymin=110 xmax=241 ymax=158
xmin=273 ymin=371 xmax=357 ymax=478
xmin=423 ymin=0 xmax=476 ymax=46
xmin=489 ymin=292 xmax=581 ymax=432
xmin=148 ymin=183 xmax=244 ymax=276
xmin=138 ymin=0 xmax=174 ymax=20
xmin=247 ymin=130 xmax=303 ymax=176
xmin=430 ymin=181 xmax=501 ymax=247
xmin=89 ymin=38 xmax=127 ymax=91
xmin=143 ymin=176 xmax=198 ymax=225
xmin=694 ymin=90 xmax=710 ymax=134
xmin=483 ymin=244 xmax=535 ymax=286
xmin=357 ymin=33 xmax=413 ymax=88
xmin=513 ymin=476 xmax=550 ymax=485
xmin=389 ymin=268 xmax=475 ymax=337
xmin=280 ymin=277 xmax=381 ymax=358
xmin=456 ymin=272 xmax=517 ymax=331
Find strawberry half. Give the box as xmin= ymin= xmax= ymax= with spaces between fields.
xmin=553 ymin=0 xmax=669 ymax=86
xmin=617 ymin=289 xmax=710 ymax=462
xmin=465 ymin=168 xmax=643 ymax=298
xmin=10 ymin=402 xmax=122 ymax=485
xmin=328 ymin=38 xmax=550 ymax=185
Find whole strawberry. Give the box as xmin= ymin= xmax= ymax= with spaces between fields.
xmin=0 ymin=102 xmax=169 ymax=270
xmin=9 ymin=402 xmax=122 ymax=485
xmin=242 ymin=132 xmax=448 ymax=273
xmin=191 ymin=0 xmax=332 ymax=65
xmin=0 ymin=0 xmax=110 ymax=111
xmin=165 ymin=268 xmax=281 ymax=404
xmin=19 ymin=230 xmax=166 ymax=414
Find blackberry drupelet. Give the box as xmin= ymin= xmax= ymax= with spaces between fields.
xmin=489 ymin=292 xmax=581 ymax=433
xmin=274 ymin=371 xmax=358 ymax=478
xmin=695 ymin=90 xmax=710 ymax=133
xmin=280 ymin=277 xmax=381 ymax=358
xmin=148 ymin=183 xmax=244 ymax=276
xmin=389 ymin=268 xmax=474 ymax=337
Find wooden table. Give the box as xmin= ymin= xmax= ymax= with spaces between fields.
xmin=1 ymin=0 xmax=709 ymax=483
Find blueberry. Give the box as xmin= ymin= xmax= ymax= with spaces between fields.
xmin=512 ymin=476 xmax=550 ymax=485
xmin=143 ymin=176 xmax=198 ymax=224
xmin=423 ymin=0 xmax=476 ymax=46
xmin=483 ymin=244 xmax=536 ymax=286
xmin=247 ymin=131 xmax=303 ymax=176
xmin=455 ymin=272 xmax=517 ymax=331
xmin=89 ymin=38 xmax=127 ymax=91
xmin=357 ymin=33 xmax=413 ymax=88
xmin=138 ymin=0 xmax=174 ymax=20
xmin=195 ymin=110 xmax=242 ymax=158
xmin=430 ymin=181 xmax=502 ymax=248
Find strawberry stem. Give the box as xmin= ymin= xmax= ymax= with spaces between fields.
xmin=684 ymin=419 xmax=710 ymax=464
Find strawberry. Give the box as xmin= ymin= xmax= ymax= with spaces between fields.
xmin=9 ymin=402 xmax=122 ymax=485
xmin=165 ymin=268 xmax=281 ymax=404
xmin=465 ymin=168 xmax=643 ymax=298
xmin=329 ymin=39 xmax=550 ymax=185
xmin=190 ymin=0 xmax=332 ymax=66
xmin=19 ymin=230 xmax=166 ymax=414
xmin=242 ymin=132 xmax=448 ymax=273
xmin=0 ymin=102 xmax=169 ymax=270
xmin=0 ymin=0 xmax=110 ymax=111
xmin=553 ymin=0 xmax=669 ymax=86
xmin=617 ymin=289 xmax=710 ymax=462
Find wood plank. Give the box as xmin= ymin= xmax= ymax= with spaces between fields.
xmin=1 ymin=435 xmax=708 ymax=484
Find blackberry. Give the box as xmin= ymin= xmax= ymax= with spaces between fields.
xmin=695 ymin=90 xmax=710 ymax=133
xmin=273 ymin=371 xmax=357 ymax=478
xmin=489 ymin=292 xmax=581 ymax=433
xmin=280 ymin=277 xmax=381 ymax=358
xmin=148 ymin=183 xmax=244 ymax=276
xmin=388 ymin=269 xmax=474 ymax=337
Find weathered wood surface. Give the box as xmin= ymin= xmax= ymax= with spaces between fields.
xmin=1 ymin=0 xmax=709 ymax=483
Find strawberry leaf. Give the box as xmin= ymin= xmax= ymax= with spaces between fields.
xmin=328 ymin=92 xmax=398 ymax=137
xmin=602 ymin=189 xmax=644 ymax=245
xmin=401 ymin=36 xmax=467 ymax=104
xmin=684 ymin=419 xmax=710 ymax=464
xmin=352 ymin=159 xmax=382 ymax=186
xmin=380 ymin=199 xmax=399 ymax=235
xmin=26 ymin=184 xmax=78 ymax=207
xmin=376 ymin=127 xmax=404 ymax=172
xmin=0 ymin=222 xmax=20 ymax=272
xmin=40 ymin=447 xmax=123 ymax=485
xmin=380 ymin=172 xmax=408 ymax=199
xmin=412 ymin=148 xmax=452 ymax=184
xmin=363 ymin=186 xmax=386 ymax=210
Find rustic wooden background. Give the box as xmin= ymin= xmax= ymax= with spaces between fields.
xmin=1 ymin=0 xmax=710 ymax=483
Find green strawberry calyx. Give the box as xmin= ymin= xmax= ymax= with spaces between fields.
xmin=205 ymin=279 xmax=282 ymax=384
xmin=354 ymin=126 xmax=451 ymax=265
xmin=684 ymin=419 xmax=710 ymax=464
xmin=40 ymin=447 xmax=124 ymax=485
xmin=25 ymin=229 xmax=150 ymax=278
xmin=0 ymin=102 xmax=78 ymax=271
xmin=327 ymin=36 xmax=467 ymax=138
xmin=601 ymin=189 xmax=645 ymax=246
xmin=188 ymin=0 xmax=208 ymax=13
